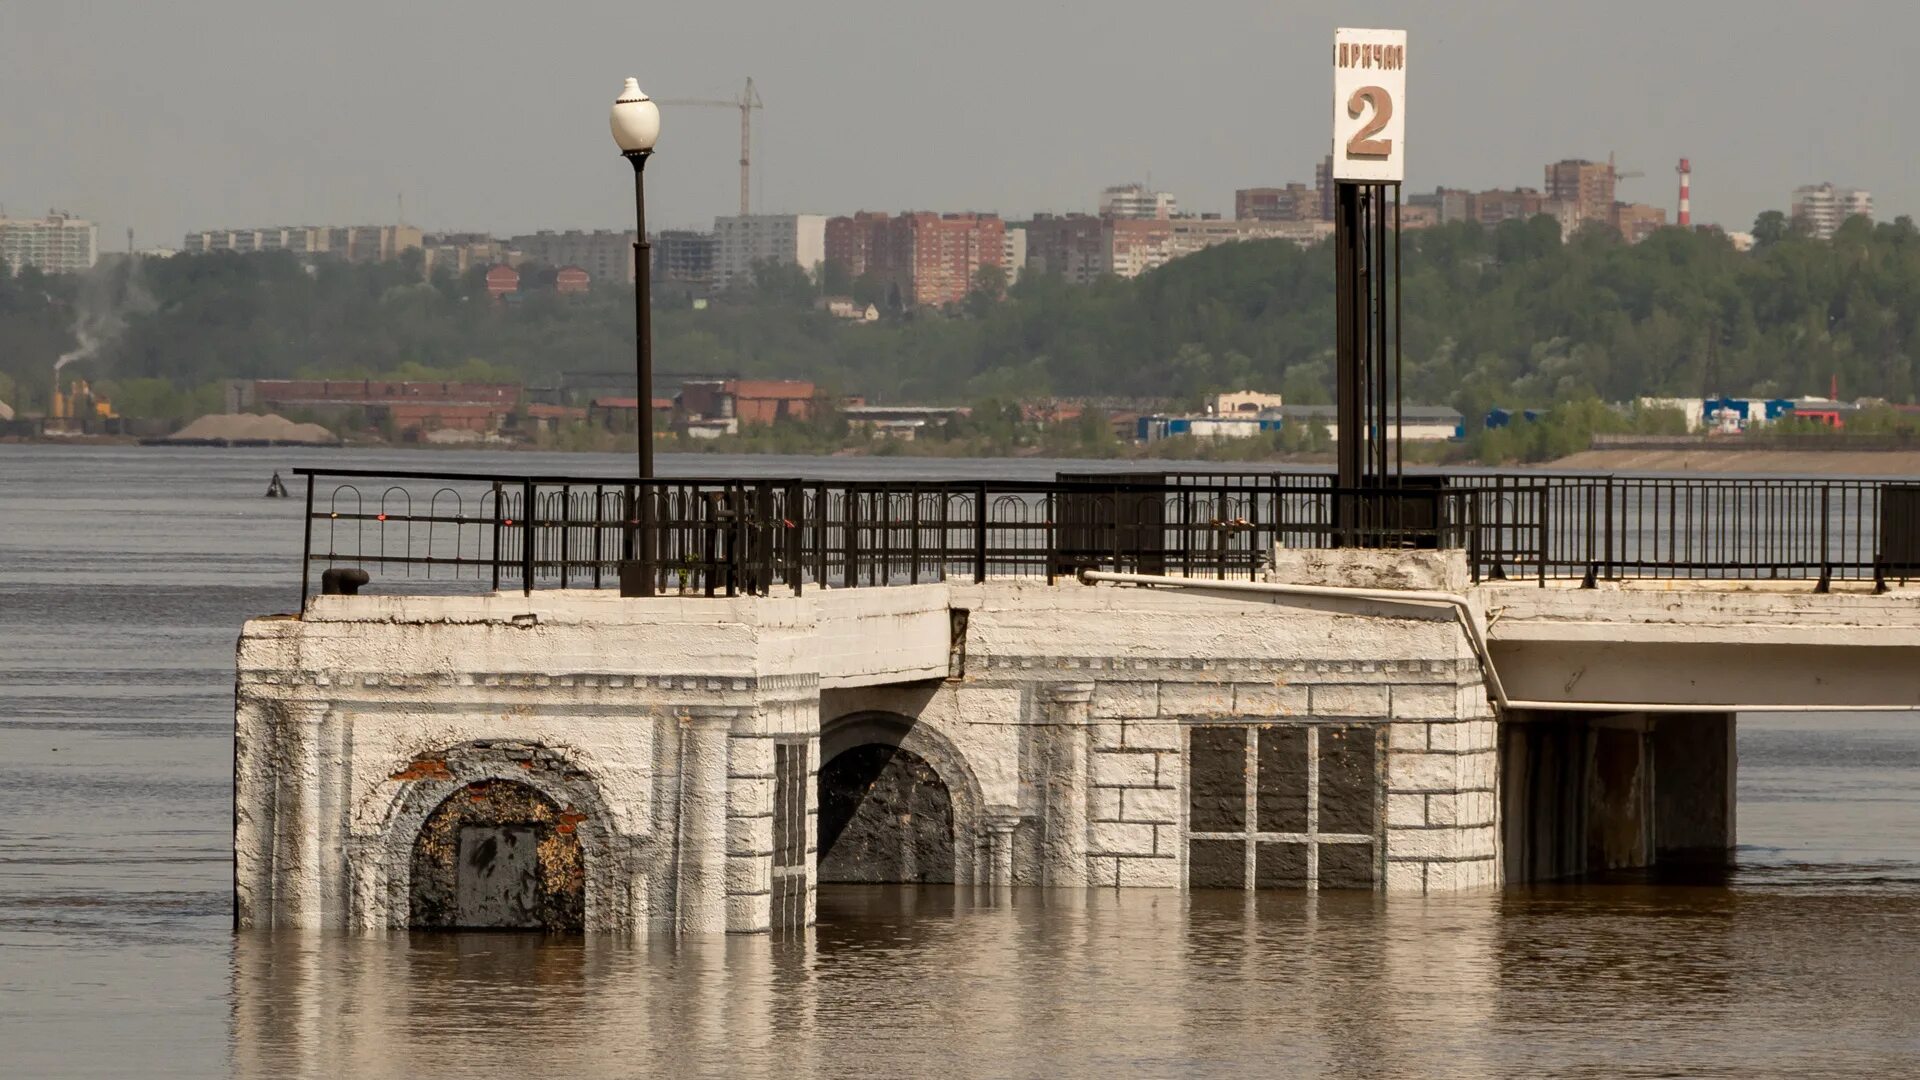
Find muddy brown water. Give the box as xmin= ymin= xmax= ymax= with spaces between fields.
xmin=4 ymin=444 xmax=1919 ymax=1078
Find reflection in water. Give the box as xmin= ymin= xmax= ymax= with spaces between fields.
xmin=227 ymin=883 xmax=1920 ymax=1079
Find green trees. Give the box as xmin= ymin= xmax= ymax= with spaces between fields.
xmin=6 ymin=212 xmax=1920 ymax=430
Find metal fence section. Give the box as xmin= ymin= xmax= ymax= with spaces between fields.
xmin=292 ymin=468 xmax=1920 ymax=607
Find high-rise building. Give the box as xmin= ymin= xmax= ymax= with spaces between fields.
xmin=1023 ymin=214 xmax=1111 ymax=285
xmin=822 ymin=212 xmax=1006 ymax=307
xmin=653 ymin=230 xmax=718 ymax=289
xmin=1099 ymin=183 xmax=1178 ymax=220
xmin=1235 ymin=184 xmax=1318 ymax=222
xmin=1470 ymin=189 xmax=1544 ymax=227
xmin=182 ymin=224 xmax=422 ymax=263
xmin=713 ymin=215 xmax=827 ymax=291
xmin=509 ymin=229 xmax=637 ymax=285
xmin=1792 ymin=183 xmax=1874 ymax=240
xmin=1407 ymin=188 xmax=1472 ymax=224
xmin=1614 ymin=203 xmax=1668 ymax=244
xmin=0 ymin=212 xmax=97 ymax=274
xmin=1002 ymin=227 xmax=1026 ymax=286
xmin=1314 ymin=154 xmax=1335 ymax=222
xmin=1544 ymin=159 xmax=1616 ymax=230
xmin=422 ymin=232 xmax=511 ymax=277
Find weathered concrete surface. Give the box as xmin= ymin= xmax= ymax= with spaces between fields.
xmin=237 ymin=567 xmax=1510 ymax=933
xmin=1486 ymin=583 xmax=1920 ymax=708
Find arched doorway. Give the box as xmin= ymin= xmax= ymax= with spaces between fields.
xmin=409 ymin=779 xmax=585 ymax=931
xmin=818 ymin=743 xmax=957 ymax=883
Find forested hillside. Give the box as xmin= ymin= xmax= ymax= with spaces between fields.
xmin=3 ymin=212 xmax=1917 ymax=427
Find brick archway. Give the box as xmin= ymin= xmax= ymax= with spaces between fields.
xmin=409 ymin=780 xmax=585 ymax=931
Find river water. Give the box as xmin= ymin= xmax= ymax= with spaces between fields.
xmin=3 ymin=444 xmax=1919 ymax=1078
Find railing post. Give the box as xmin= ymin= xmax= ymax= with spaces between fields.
xmin=1537 ymin=486 xmax=1549 ymax=587
xmin=592 ymin=484 xmax=605 ymax=590
xmin=1604 ymin=476 xmax=1615 ymax=581
xmin=814 ymin=482 xmax=829 ymax=588
xmin=488 ymin=481 xmax=503 ymax=593
xmin=786 ymin=481 xmax=803 ymax=597
xmin=974 ymin=482 xmax=988 ymax=583
xmin=845 ymin=487 xmax=860 ymax=589
xmin=521 ymin=479 xmax=536 ymax=597
xmin=299 ymin=474 xmax=315 ymax=613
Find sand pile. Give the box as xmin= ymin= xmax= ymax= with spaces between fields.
xmin=161 ymin=413 xmax=338 ymax=445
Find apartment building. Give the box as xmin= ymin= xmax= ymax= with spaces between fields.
xmin=1235 ymin=184 xmax=1319 ymax=223
xmin=508 ymin=229 xmax=636 ymax=285
xmin=823 ymin=211 xmax=1007 ymax=307
xmin=1099 ymin=183 xmax=1178 ymax=220
xmin=653 ymin=230 xmax=718 ymax=289
xmin=1544 ymin=159 xmax=1617 ymax=230
xmin=1792 ymin=183 xmax=1874 ymax=240
xmin=713 ymin=214 xmax=827 ymax=291
xmin=181 ymin=224 xmax=423 ymax=262
xmin=0 ymin=213 xmax=97 ymax=274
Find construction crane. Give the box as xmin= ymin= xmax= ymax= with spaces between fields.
xmin=656 ymin=77 xmax=764 ymax=217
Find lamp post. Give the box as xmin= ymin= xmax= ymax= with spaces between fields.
xmin=611 ymin=77 xmax=660 ymax=595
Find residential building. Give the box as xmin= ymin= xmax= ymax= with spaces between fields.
xmin=1099 ymin=183 xmax=1177 ymax=220
xmin=0 ymin=212 xmax=97 ymax=274
xmin=1108 ymin=218 xmax=1174 ymax=278
xmin=1002 ymin=227 xmax=1026 ymax=286
xmin=484 ymin=264 xmax=519 ymax=298
xmin=423 ymin=232 xmax=512 ymax=277
xmin=713 ymin=214 xmax=827 ymax=291
xmin=1023 ymin=214 xmax=1111 ymax=285
xmin=1614 ymin=203 xmax=1668 ymax=244
xmin=1408 ymin=188 xmax=1472 ymax=225
xmin=1544 ymin=159 xmax=1616 ymax=230
xmin=823 ymin=212 xmax=1007 ymax=307
xmin=509 ymin=229 xmax=636 ymax=285
xmin=1470 ymin=189 xmax=1543 ymax=227
xmin=1792 ymin=183 xmax=1874 ymax=240
xmin=1314 ymin=154 xmax=1336 ymax=222
xmin=1235 ymin=185 xmax=1318 ymax=222
xmin=181 ymin=224 xmax=422 ymax=263
xmin=555 ymin=266 xmax=591 ymax=294
xmin=654 ymin=229 xmax=718 ymax=289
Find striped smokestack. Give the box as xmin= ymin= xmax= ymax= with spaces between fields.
xmin=1677 ymin=158 xmax=1692 ymax=227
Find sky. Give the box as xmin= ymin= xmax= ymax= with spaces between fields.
xmin=2 ymin=1 xmax=1913 ymax=249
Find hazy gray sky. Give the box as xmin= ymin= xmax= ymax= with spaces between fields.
xmin=3 ymin=1 xmax=1912 ymax=248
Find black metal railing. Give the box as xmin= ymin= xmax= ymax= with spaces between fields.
xmin=292 ymin=468 xmax=1920 ymax=607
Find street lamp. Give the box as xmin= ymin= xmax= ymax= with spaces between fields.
xmin=609 ymin=76 xmax=659 ymax=479
xmin=611 ymin=77 xmax=660 ymax=596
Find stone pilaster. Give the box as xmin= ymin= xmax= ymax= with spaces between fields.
xmin=272 ymin=701 xmax=329 ymax=929
xmin=1042 ymin=682 xmax=1094 ymax=887
xmin=677 ymin=707 xmax=737 ymax=933
xmin=985 ymin=810 xmax=1021 ymax=886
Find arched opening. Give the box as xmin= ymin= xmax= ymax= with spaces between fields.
xmin=818 ymin=743 xmax=956 ymax=884
xmin=409 ymin=779 xmax=585 ymax=931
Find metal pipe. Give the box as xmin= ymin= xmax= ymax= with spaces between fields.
xmin=1076 ymin=568 xmax=1920 ymax=714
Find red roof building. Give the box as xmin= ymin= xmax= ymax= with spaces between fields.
xmin=555 ymin=266 xmax=591 ymax=294
xmin=484 ymin=264 xmax=520 ymax=298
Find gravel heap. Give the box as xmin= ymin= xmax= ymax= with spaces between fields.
xmin=163 ymin=413 xmax=338 ymax=444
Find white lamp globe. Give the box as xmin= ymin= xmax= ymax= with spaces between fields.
xmin=610 ymin=78 xmax=660 ymax=154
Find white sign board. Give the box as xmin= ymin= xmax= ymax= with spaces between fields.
xmin=1332 ymin=27 xmax=1406 ymax=182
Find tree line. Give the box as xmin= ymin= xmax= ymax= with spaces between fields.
xmin=4 ymin=212 xmax=1918 ymax=441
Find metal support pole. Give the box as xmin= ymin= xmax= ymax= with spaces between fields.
xmin=621 ymin=150 xmax=658 ymax=597
xmin=298 ymin=474 xmax=314 ymax=613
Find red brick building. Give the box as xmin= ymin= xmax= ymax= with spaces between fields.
xmin=235 ymin=380 xmax=523 ymax=436
xmin=484 ymin=264 xmax=519 ymax=298
xmin=555 ymin=266 xmax=591 ymax=294
xmin=677 ymin=379 xmax=816 ymax=426
xmin=822 ymin=212 xmax=1006 ymax=308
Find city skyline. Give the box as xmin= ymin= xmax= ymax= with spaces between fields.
xmin=3 ymin=1 xmax=1914 ymax=247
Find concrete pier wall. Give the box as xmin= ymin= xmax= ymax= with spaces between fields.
xmin=235 ymin=561 xmax=1506 ymax=933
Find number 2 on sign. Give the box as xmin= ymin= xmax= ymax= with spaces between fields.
xmin=1345 ymin=86 xmax=1393 ymax=158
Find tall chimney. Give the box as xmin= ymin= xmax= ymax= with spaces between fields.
xmin=1677 ymin=158 xmax=1692 ymax=227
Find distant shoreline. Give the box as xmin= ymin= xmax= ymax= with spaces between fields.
xmin=1547 ymin=448 xmax=1920 ymax=475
